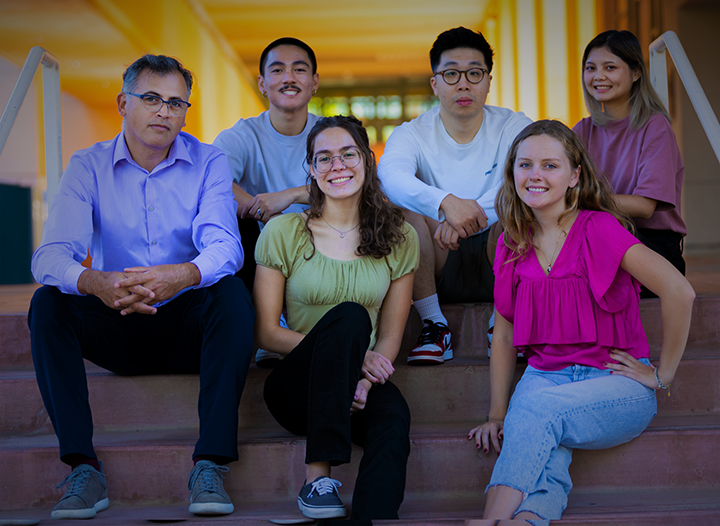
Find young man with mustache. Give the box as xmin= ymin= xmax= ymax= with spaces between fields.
xmin=214 ymin=37 xmax=320 ymax=367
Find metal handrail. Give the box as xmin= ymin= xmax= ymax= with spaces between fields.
xmin=649 ymin=31 xmax=720 ymax=164
xmin=0 ymin=46 xmax=63 ymax=203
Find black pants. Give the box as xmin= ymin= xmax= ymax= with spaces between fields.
xmin=263 ymin=303 xmax=411 ymax=520
xmin=236 ymin=217 xmax=260 ymax=293
xmin=28 ymin=276 xmax=255 ymax=464
xmin=637 ymin=228 xmax=685 ymax=298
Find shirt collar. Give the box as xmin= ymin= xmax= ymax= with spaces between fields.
xmin=112 ymin=131 xmax=194 ymax=171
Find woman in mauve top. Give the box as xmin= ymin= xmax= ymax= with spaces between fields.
xmin=573 ymin=30 xmax=686 ymax=298
xmin=467 ymin=120 xmax=694 ymax=522
xmin=253 ymin=116 xmax=418 ymax=521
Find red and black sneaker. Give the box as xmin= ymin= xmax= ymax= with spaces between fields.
xmin=407 ymin=320 xmax=453 ymax=365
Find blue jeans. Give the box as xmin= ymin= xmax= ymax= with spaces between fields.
xmin=488 ymin=361 xmax=657 ymax=521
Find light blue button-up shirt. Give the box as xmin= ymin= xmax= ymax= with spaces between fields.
xmin=32 ymin=131 xmax=243 ymax=303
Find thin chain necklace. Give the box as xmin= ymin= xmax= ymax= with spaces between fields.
xmin=321 ymin=215 xmax=359 ymax=238
xmin=536 ymin=230 xmax=565 ymax=274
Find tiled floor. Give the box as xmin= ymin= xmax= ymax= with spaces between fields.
xmin=1 ymin=253 xmax=718 ymax=315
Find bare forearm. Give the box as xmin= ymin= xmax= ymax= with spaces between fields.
xmin=613 ymin=194 xmax=657 ymax=219
xmin=488 ymin=344 xmax=517 ymax=420
xmin=232 ymin=182 xmax=254 ymax=213
xmin=657 ymin=279 xmax=695 ymax=385
xmin=285 ymin=185 xmax=310 ymax=206
xmin=255 ymin=325 xmax=305 ymax=356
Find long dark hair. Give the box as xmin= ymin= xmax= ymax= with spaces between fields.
xmin=496 ymin=120 xmax=631 ymax=259
xmin=305 ymin=115 xmax=406 ymax=258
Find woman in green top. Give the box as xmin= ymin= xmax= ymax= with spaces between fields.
xmin=254 ymin=115 xmax=419 ymax=521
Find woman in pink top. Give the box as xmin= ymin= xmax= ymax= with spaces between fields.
xmin=574 ymin=30 xmax=686 ymax=298
xmin=467 ymin=120 xmax=694 ymax=522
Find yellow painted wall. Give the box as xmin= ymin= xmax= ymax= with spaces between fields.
xmin=89 ymin=0 xmax=264 ymax=142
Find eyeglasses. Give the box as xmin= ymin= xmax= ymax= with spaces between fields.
xmin=312 ymin=148 xmax=362 ymax=173
xmin=125 ymin=92 xmax=192 ymax=116
xmin=434 ymin=68 xmax=488 ymax=85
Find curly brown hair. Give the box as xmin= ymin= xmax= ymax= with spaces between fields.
xmin=496 ymin=120 xmax=631 ymax=259
xmin=304 ymin=115 xmax=407 ymax=259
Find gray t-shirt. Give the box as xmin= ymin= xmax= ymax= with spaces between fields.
xmin=213 ymin=111 xmax=320 ymax=217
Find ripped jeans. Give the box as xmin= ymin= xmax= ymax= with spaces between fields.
xmin=487 ymin=360 xmax=657 ymax=521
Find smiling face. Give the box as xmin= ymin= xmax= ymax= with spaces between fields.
xmin=583 ymin=45 xmax=639 ymax=116
xmin=258 ymin=44 xmax=319 ymax=114
xmin=117 ymin=69 xmax=187 ymax=159
xmin=430 ymin=47 xmax=491 ymax=125
xmin=310 ymin=127 xmax=366 ymax=203
xmin=513 ymin=134 xmax=580 ymax=217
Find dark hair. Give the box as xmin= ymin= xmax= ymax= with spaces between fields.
xmin=304 ymin=115 xmax=407 ymax=259
xmin=582 ymin=30 xmax=669 ymax=128
xmin=496 ymin=120 xmax=631 ymax=259
xmin=430 ymin=27 xmax=494 ymax=73
xmin=122 ymin=54 xmax=193 ymax=97
xmin=259 ymin=37 xmax=318 ymax=75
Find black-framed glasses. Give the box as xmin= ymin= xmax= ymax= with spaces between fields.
xmin=434 ymin=68 xmax=488 ymax=85
xmin=125 ymin=92 xmax=191 ymax=116
xmin=312 ymin=148 xmax=362 ymax=173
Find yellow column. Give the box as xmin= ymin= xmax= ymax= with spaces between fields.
xmin=486 ymin=0 xmax=595 ymax=123
xmin=88 ymin=0 xmax=264 ymax=142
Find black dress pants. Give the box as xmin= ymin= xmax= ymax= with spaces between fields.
xmin=28 ymin=275 xmax=255 ymax=464
xmin=263 ymin=302 xmax=411 ymax=520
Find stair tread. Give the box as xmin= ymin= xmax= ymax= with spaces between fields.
xmin=3 ymin=344 xmax=720 ymax=376
xmin=0 ymin=488 xmax=718 ymax=525
xmin=4 ymin=413 xmax=720 ymax=450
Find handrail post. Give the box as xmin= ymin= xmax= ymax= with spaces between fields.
xmin=650 ymin=31 xmax=720 ymax=164
xmin=41 ymin=56 xmax=63 ymax=203
xmin=0 ymin=46 xmax=63 ymax=204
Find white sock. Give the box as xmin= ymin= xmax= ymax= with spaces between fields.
xmin=414 ymin=294 xmax=447 ymax=326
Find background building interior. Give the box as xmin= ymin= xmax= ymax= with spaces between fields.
xmin=0 ymin=0 xmax=718 ymax=284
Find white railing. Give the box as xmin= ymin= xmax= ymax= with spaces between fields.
xmin=649 ymin=31 xmax=720 ymax=164
xmin=0 ymin=46 xmax=62 ymax=203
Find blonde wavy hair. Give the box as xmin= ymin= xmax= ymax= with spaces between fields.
xmin=496 ymin=120 xmax=631 ymax=259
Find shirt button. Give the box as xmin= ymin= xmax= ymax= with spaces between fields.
xmin=151 ymin=241 xmax=157 ymax=245
xmin=149 ymin=206 xmax=154 ymax=211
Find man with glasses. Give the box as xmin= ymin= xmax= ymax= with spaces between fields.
xmin=213 ymin=37 xmax=319 ymax=367
xmin=379 ymin=27 xmax=532 ymax=365
xmin=29 ymin=54 xmax=254 ymax=519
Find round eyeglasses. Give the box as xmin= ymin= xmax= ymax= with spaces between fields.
xmin=434 ymin=68 xmax=488 ymax=85
xmin=125 ymin=92 xmax=192 ymax=116
xmin=312 ymin=148 xmax=362 ymax=173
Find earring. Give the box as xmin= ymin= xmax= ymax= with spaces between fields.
xmin=262 ymin=92 xmax=267 ymax=98
xmin=312 ymin=90 xmax=317 ymax=96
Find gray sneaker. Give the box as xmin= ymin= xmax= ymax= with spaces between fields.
xmin=297 ymin=476 xmax=346 ymax=519
xmin=51 ymin=463 xmax=109 ymax=520
xmin=188 ymin=460 xmax=234 ymax=515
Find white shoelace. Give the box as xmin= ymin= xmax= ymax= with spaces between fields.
xmin=310 ymin=477 xmax=342 ymax=496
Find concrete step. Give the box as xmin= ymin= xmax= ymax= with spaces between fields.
xmin=3 ymin=348 xmax=719 ymax=436
xmin=1 ymin=416 xmax=719 ymax=511
xmin=1 ymin=488 xmax=719 ymax=525
xmin=3 ymin=296 xmax=719 ymax=369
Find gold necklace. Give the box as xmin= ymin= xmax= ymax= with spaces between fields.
xmin=321 ymin=216 xmax=359 ymax=238
xmin=536 ymin=230 xmax=565 ymax=273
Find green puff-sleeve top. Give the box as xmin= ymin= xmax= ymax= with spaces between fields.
xmin=255 ymin=213 xmax=419 ymax=350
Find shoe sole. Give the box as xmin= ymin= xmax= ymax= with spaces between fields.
xmin=189 ymin=502 xmax=234 ymax=515
xmin=51 ymin=497 xmax=109 ymax=519
xmin=298 ymin=498 xmax=346 ymax=519
xmin=407 ymin=347 xmax=453 ymax=365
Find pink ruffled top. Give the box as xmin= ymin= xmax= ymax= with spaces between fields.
xmin=494 ymin=210 xmax=649 ymax=371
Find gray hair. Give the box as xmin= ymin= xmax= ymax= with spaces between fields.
xmin=122 ymin=54 xmax=193 ymax=99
